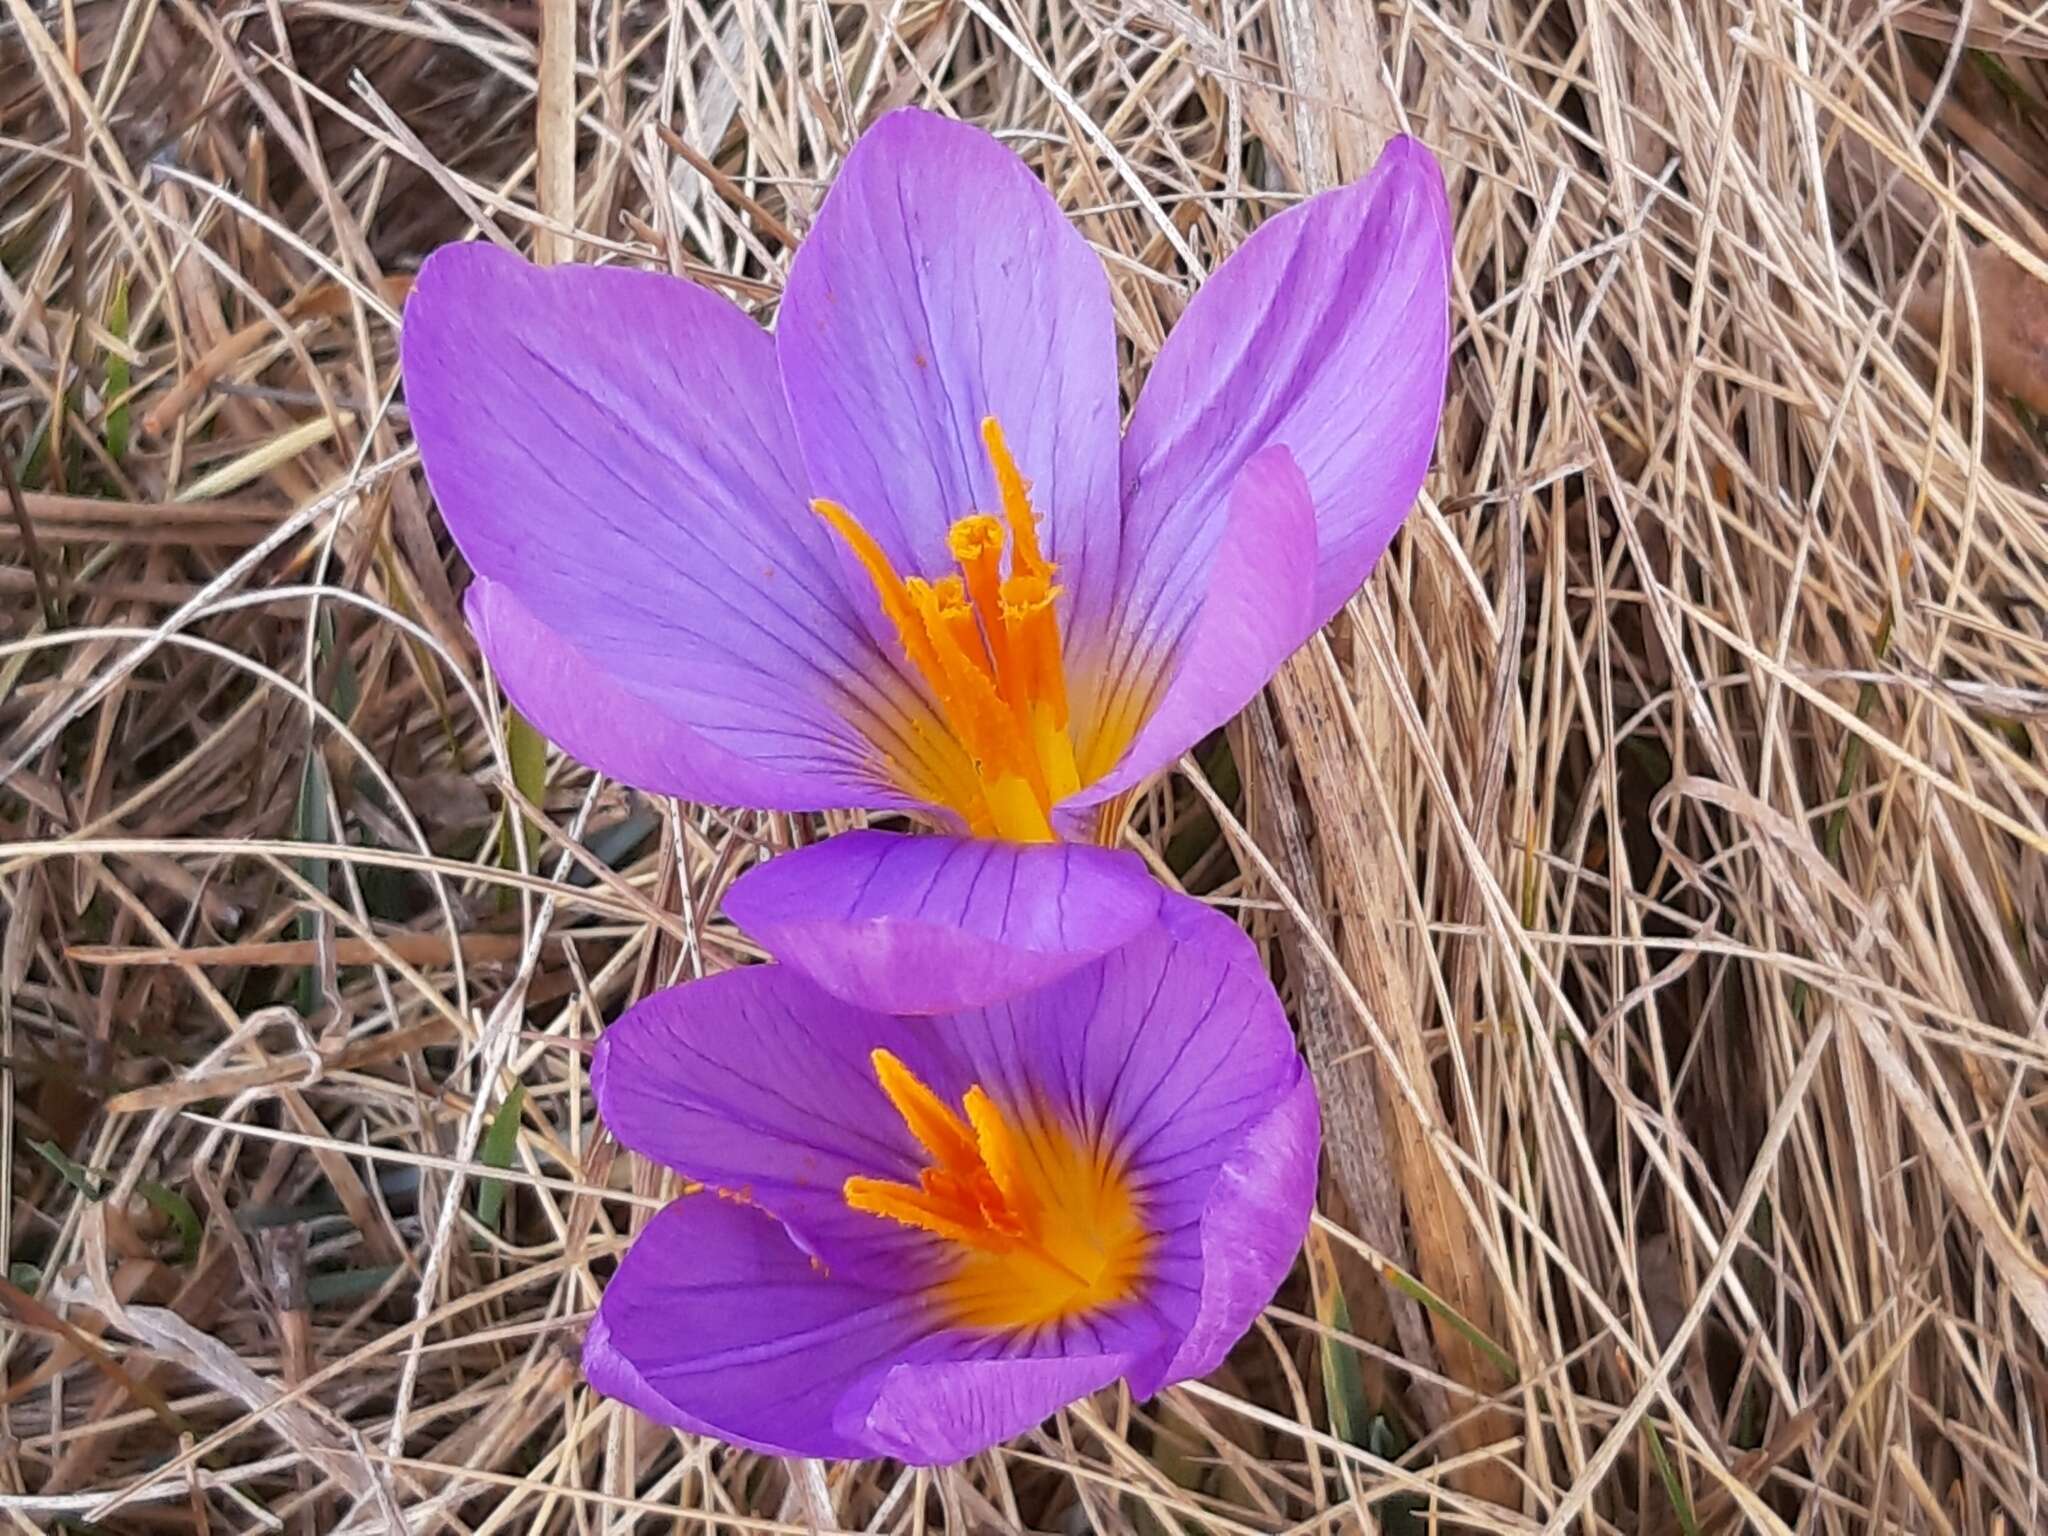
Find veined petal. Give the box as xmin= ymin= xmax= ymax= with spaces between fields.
xmin=591 ymin=963 xmax=940 ymax=1281
xmin=586 ymin=896 xmax=1319 ymax=1460
xmin=1067 ymin=445 xmax=1318 ymax=807
xmin=1116 ymin=137 xmax=1450 ymax=665
xmin=584 ymin=1197 xmax=932 ymax=1458
xmin=777 ymin=108 xmax=1122 ymax=650
xmin=1148 ymin=1069 xmax=1320 ymax=1391
xmin=722 ymin=830 xmax=1164 ymax=1014
xmin=947 ymin=894 xmax=1317 ymax=1391
xmin=469 ymin=580 xmax=917 ymax=812
xmin=403 ymin=243 xmax=943 ymax=811
xmin=854 ymin=1347 xmax=1132 ymax=1464
xmin=587 ymin=1197 xmax=1137 ymax=1463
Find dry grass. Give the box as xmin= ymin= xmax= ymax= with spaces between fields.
xmin=4 ymin=0 xmax=2048 ymax=1530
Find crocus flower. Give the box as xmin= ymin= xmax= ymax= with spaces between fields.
xmin=401 ymin=109 xmax=1449 ymax=848
xmin=582 ymin=894 xmax=1319 ymax=1462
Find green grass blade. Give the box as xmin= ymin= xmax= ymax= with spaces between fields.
xmin=1379 ymin=1260 xmax=1520 ymax=1386
xmin=105 ymin=274 xmax=130 ymax=462
xmin=1643 ymin=1418 xmax=1700 ymax=1536
xmin=476 ymin=1081 xmax=528 ymax=1232
xmin=500 ymin=707 xmax=548 ymax=893
xmin=30 ymin=1138 xmax=106 ymax=1200
xmin=137 ymin=1181 xmax=202 ymax=1265
xmin=293 ymin=750 xmax=333 ymax=1016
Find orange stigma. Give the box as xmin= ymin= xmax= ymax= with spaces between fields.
xmin=815 ymin=416 xmax=1082 ymax=841
xmin=845 ymin=1049 xmax=1149 ymax=1331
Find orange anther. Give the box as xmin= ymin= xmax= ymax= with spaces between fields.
xmin=814 ymin=417 xmax=1080 ymax=842
xmin=980 ymin=417 xmax=1050 ymax=580
xmin=870 ymin=1049 xmax=979 ymax=1173
xmin=845 ymin=1053 xmax=1149 ymax=1329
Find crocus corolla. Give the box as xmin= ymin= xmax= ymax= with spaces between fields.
xmin=400 ymin=109 xmax=1449 ymax=846
xmin=582 ymin=895 xmax=1319 ymax=1462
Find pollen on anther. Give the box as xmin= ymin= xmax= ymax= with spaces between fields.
xmin=810 ymin=414 xmax=1082 ymax=842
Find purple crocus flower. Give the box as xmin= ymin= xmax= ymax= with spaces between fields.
xmin=582 ymin=894 xmax=1318 ymax=1462
xmin=400 ymin=109 xmax=1450 ymax=849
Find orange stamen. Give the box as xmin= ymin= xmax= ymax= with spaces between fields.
xmin=814 ymin=415 xmax=1088 ymax=841
xmin=813 ymin=499 xmax=949 ymax=692
xmin=869 ymin=1048 xmax=979 ymax=1174
xmin=963 ymin=1084 xmax=1043 ymax=1228
xmin=981 ymin=416 xmax=1050 ymax=580
xmin=845 ymin=1053 xmax=1149 ymax=1330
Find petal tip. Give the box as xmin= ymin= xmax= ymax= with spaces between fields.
xmin=405 ymin=241 xmax=528 ymax=334
xmin=1377 ymin=135 xmax=1453 ymax=252
xmin=854 ymin=103 xmax=989 ymax=155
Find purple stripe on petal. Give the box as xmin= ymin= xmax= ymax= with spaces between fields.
xmin=586 ymin=1196 xmax=932 ymax=1458
xmin=591 ymin=963 xmax=956 ymax=1281
xmin=1117 ymin=136 xmax=1450 ymax=658
xmin=850 ymin=1347 xmax=1132 ymax=1465
xmin=1068 ymin=444 xmax=1318 ymax=806
xmin=586 ymin=893 xmax=1319 ymax=1457
xmin=589 ymin=1199 xmax=1140 ymax=1463
xmin=1134 ymin=1070 xmax=1319 ymax=1395
xmin=937 ymin=893 xmax=1319 ymax=1392
xmin=469 ymin=579 xmax=914 ymax=812
xmin=403 ymin=243 xmax=941 ymax=811
xmin=776 ymin=109 xmax=1122 ymax=649
xmin=723 ymin=830 xmax=1164 ymax=1013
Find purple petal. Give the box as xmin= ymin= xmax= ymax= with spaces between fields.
xmin=940 ymin=893 xmax=1320 ymax=1393
xmin=1116 ymin=136 xmax=1450 ymax=660
xmin=590 ymin=893 xmax=1318 ymax=1453
xmin=722 ymin=830 xmax=1163 ymax=1014
xmin=776 ymin=108 xmax=1122 ymax=650
xmin=1145 ymin=1069 xmax=1319 ymax=1390
xmin=403 ymin=243 xmax=936 ymax=811
xmin=857 ymin=1348 xmax=1131 ymax=1464
xmin=591 ymin=964 xmax=941 ymax=1280
xmin=1068 ymin=445 xmax=1317 ymax=806
xmin=468 ymin=579 xmax=908 ymax=811
xmin=588 ymin=1198 xmax=1137 ymax=1462
xmin=584 ymin=1196 xmax=931 ymax=1458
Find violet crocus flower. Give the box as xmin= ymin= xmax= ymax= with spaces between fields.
xmin=582 ymin=894 xmax=1318 ymax=1462
xmin=400 ymin=109 xmax=1450 ymax=850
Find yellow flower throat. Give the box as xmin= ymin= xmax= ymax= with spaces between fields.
xmin=845 ymin=1049 xmax=1149 ymax=1331
xmin=815 ymin=418 xmax=1080 ymax=842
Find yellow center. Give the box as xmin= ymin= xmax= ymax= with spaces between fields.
xmin=845 ymin=1049 xmax=1150 ymax=1332
xmin=814 ymin=418 xmax=1094 ymax=842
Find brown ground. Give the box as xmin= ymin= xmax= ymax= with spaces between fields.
xmin=3 ymin=0 xmax=2047 ymax=1531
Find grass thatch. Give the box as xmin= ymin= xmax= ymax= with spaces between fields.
xmin=5 ymin=0 xmax=2048 ymax=1530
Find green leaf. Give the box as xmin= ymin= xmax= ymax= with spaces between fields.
xmin=1309 ymin=1236 xmax=1370 ymax=1448
xmin=305 ymin=1265 xmax=400 ymax=1306
xmin=31 ymin=1144 xmax=202 ymax=1264
xmin=105 ymin=275 xmax=131 ymax=463
xmin=1643 ymin=1418 xmax=1700 ymax=1536
xmin=502 ymin=707 xmax=548 ymax=875
xmin=30 ymin=1138 xmax=106 ymax=1200
xmin=19 ymin=414 xmax=50 ymax=486
xmin=1379 ymin=1260 xmax=1520 ymax=1386
xmin=508 ymin=709 xmax=548 ymax=805
xmin=570 ymin=805 xmax=659 ymax=885
xmin=314 ymin=606 xmax=360 ymax=721
xmin=137 ymin=1181 xmax=202 ymax=1265
xmin=475 ymin=1080 xmax=527 ymax=1232
xmin=234 ymin=1193 xmax=345 ymax=1230
xmin=293 ymin=749 xmax=333 ymax=1016
xmin=236 ymin=1166 xmax=417 ymax=1231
